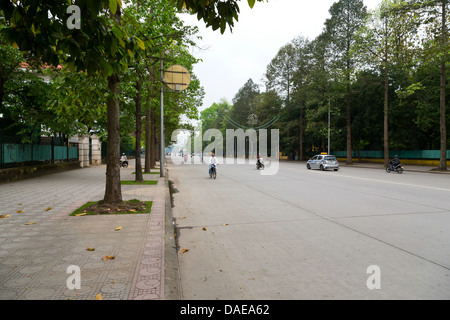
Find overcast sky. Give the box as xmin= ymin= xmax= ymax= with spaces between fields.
xmin=178 ymin=0 xmax=382 ymax=112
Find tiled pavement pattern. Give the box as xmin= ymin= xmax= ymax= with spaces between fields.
xmin=0 ymin=163 xmax=166 ymax=300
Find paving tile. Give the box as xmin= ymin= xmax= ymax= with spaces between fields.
xmin=0 ymin=163 xmax=167 ymax=300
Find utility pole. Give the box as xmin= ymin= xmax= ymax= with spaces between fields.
xmin=160 ymin=56 xmax=165 ymax=177
xmin=328 ymin=99 xmax=331 ymax=155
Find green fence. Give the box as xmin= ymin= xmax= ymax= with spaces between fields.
xmin=1 ymin=139 xmax=78 ymax=168
xmin=332 ymin=150 xmax=450 ymax=159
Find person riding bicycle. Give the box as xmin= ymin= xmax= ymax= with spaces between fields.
xmin=256 ymin=153 xmax=263 ymax=167
xmin=209 ymin=153 xmax=218 ymax=175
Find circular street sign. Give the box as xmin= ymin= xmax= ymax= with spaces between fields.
xmin=164 ymin=65 xmax=191 ymax=92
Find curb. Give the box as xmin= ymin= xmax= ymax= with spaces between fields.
xmin=163 ymin=167 xmax=182 ymax=300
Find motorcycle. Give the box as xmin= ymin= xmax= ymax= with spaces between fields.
xmin=119 ymin=159 xmax=129 ymax=168
xmin=256 ymin=158 xmax=264 ymax=170
xmin=209 ymin=164 xmax=217 ymax=179
xmin=386 ymin=161 xmax=403 ymax=174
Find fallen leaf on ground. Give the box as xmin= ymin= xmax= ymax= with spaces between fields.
xmin=16 ymin=210 xmax=23 ymax=213
xmin=114 ymin=226 xmax=122 ymax=231
xmin=102 ymin=255 xmax=115 ymax=261
xmin=178 ymin=216 xmax=186 ymax=219
xmin=179 ymin=248 xmax=189 ymax=254
xmin=202 ymin=227 xmax=207 ymax=231
xmin=24 ymin=222 xmax=36 ymax=225
xmin=0 ymin=214 xmax=11 ymax=219
xmin=86 ymin=247 xmax=95 ymax=251
xmin=222 ymin=224 xmax=228 ymax=226
xmin=45 ymin=207 xmax=52 ymax=211
xmin=95 ymin=293 xmax=103 ymax=300
xmin=75 ymin=213 xmax=87 ymax=216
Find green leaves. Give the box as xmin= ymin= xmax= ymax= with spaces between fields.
xmin=135 ymin=37 xmax=145 ymax=51
xmin=109 ymin=0 xmax=122 ymax=15
xmin=0 ymin=0 xmax=147 ymax=79
xmin=177 ymin=0 xmax=265 ymax=33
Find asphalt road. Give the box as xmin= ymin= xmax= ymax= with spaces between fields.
xmin=168 ymin=158 xmax=450 ymax=300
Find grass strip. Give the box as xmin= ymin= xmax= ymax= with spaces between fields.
xmin=71 ymin=199 xmax=152 ymax=216
xmin=131 ymin=172 xmax=159 ymax=174
xmin=121 ymin=180 xmax=157 ymax=185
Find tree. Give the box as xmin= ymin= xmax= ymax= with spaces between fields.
xmin=391 ymin=0 xmax=449 ymax=170
xmin=134 ymin=66 xmax=144 ymax=182
xmin=350 ymin=70 xmax=385 ymax=155
xmin=200 ymin=98 xmax=231 ymax=151
xmin=325 ymin=0 xmax=367 ymax=164
xmin=127 ymin=0 xmax=193 ymax=171
xmin=303 ymin=33 xmax=334 ymax=155
xmin=229 ymin=78 xmax=260 ymax=125
xmin=1 ymin=0 xmax=149 ymax=204
xmin=0 ymin=0 xmax=216 ymax=206
xmin=2 ymin=72 xmax=56 ymax=141
xmin=265 ymin=36 xmax=313 ymax=160
xmin=353 ymin=0 xmax=420 ymax=165
xmin=0 ymin=23 xmax=22 ymax=113
xmin=292 ymin=36 xmax=312 ymax=160
xmin=48 ymin=69 xmax=108 ymax=138
xmin=265 ymin=42 xmax=298 ymax=106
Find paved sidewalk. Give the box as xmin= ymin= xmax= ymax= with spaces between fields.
xmin=0 ymin=160 xmax=173 ymax=300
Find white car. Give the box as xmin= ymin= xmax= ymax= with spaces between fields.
xmin=307 ymin=154 xmax=339 ymax=171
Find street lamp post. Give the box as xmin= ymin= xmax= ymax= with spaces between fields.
xmin=328 ymin=100 xmax=330 ymax=155
xmin=158 ymin=51 xmax=191 ymax=178
xmin=160 ymin=55 xmax=165 ymax=178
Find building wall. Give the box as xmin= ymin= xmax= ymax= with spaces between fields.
xmin=73 ymin=135 xmax=102 ymax=167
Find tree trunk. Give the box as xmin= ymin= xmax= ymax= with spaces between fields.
xmin=384 ymin=66 xmax=389 ymax=167
xmin=299 ymin=94 xmax=304 ymax=161
xmin=144 ymin=106 xmax=151 ymax=172
xmin=150 ymin=105 xmax=156 ymax=168
xmin=0 ymin=85 xmax=4 ymax=112
xmin=144 ymin=69 xmax=152 ymax=173
xmin=299 ymin=104 xmax=304 ymax=161
xmin=346 ymin=78 xmax=352 ymax=164
xmin=135 ymin=72 xmax=144 ymax=182
xmin=145 ymin=61 xmax=156 ymax=171
xmin=154 ymin=131 xmax=159 ymax=162
xmin=383 ymin=18 xmax=390 ymax=167
xmin=439 ymin=0 xmax=447 ymax=170
xmin=103 ymin=73 xmax=122 ymax=204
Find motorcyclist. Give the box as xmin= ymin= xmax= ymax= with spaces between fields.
xmin=209 ymin=153 xmax=218 ymax=175
xmin=120 ymin=153 xmax=128 ymax=166
xmin=390 ymin=155 xmax=401 ymax=170
xmin=256 ymin=153 xmax=263 ymax=168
